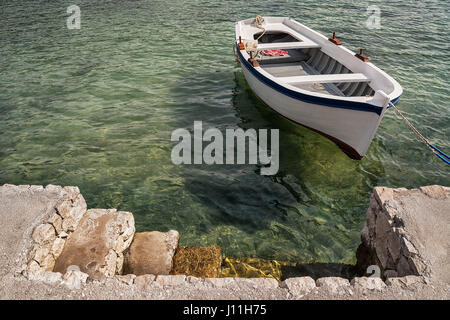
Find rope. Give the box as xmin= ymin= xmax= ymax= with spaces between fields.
xmin=233 ymin=16 xmax=266 ymax=62
xmin=253 ymin=15 xmax=266 ymax=41
xmin=253 ymin=16 xmax=266 ymax=60
xmin=389 ymin=101 xmax=450 ymax=165
xmin=232 ymin=39 xmax=238 ymax=62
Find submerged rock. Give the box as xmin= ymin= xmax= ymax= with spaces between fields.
xmin=220 ymin=257 xmax=356 ymax=282
xmin=221 ymin=257 xmax=293 ymax=281
xmin=171 ymin=245 xmax=221 ymax=278
xmin=123 ymin=230 xmax=179 ymax=276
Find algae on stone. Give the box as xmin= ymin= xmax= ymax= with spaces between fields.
xmin=220 ymin=257 xmax=357 ymax=282
xmin=220 ymin=257 xmax=294 ymax=281
xmin=171 ymin=245 xmax=222 ymax=278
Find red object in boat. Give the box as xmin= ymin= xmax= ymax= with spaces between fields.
xmin=261 ymin=49 xmax=288 ymax=56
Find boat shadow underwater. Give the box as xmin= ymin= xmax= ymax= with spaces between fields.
xmin=166 ymin=63 xmax=387 ymax=272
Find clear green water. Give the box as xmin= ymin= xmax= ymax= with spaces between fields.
xmin=0 ymin=1 xmax=448 ymax=264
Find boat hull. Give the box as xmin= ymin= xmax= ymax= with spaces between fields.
xmin=237 ymin=50 xmax=386 ymax=159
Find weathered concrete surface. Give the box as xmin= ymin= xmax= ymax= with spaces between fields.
xmin=0 ymin=184 xmax=449 ymax=300
xmin=123 ymin=231 xmax=179 ymax=276
xmin=53 ymin=209 xmax=135 ymax=280
xmin=1 ymin=271 xmax=448 ymax=300
xmin=281 ymin=277 xmax=316 ymax=297
xmin=356 ymin=185 xmax=450 ymax=283
xmin=351 ymin=277 xmax=386 ymax=291
xmin=0 ymin=184 xmax=86 ymax=278
xmin=316 ymin=277 xmax=350 ymax=295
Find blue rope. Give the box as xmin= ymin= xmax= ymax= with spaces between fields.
xmin=430 ymin=144 xmax=450 ymax=160
xmin=434 ymin=152 xmax=450 ymax=165
xmin=389 ymin=102 xmax=449 ymax=166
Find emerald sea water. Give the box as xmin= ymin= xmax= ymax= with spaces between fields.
xmin=0 ymin=0 xmax=448 ymax=264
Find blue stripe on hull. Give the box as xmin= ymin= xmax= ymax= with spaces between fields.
xmin=236 ymin=44 xmax=401 ymax=115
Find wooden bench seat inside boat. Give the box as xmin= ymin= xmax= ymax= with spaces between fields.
xmin=278 ymin=73 xmax=370 ymax=84
xmin=259 ymin=48 xmax=376 ymax=97
xmin=257 ymin=42 xmax=321 ymax=50
xmin=258 ymin=49 xmax=308 ymax=65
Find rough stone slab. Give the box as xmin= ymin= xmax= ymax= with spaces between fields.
xmin=385 ymin=275 xmax=426 ymax=288
xmin=204 ymin=277 xmax=238 ymax=288
xmin=134 ymin=274 xmax=156 ymax=290
xmin=186 ymin=276 xmax=202 ymax=284
xmin=53 ymin=209 xmax=135 ymax=280
xmin=155 ymin=274 xmax=186 ymax=286
xmin=356 ymin=185 xmax=449 ymax=283
xmin=123 ymin=230 xmax=179 ymax=276
xmin=149 ymin=275 xmax=279 ymax=290
xmin=27 ymin=186 xmax=87 ymax=273
xmin=171 ymin=245 xmax=222 ymax=278
xmin=1 ymin=270 xmax=449 ymax=300
xmin=419 ymin=185 xmax=448 ymax=200
xmin=27 ymin=270 xmax=63 ymax=285
xmin=316 ymin=277 xmax=350 ymax=295
xmin=234 ymin=277 xmax=279 ymax=289
xmin=373 ymin=186 xmax=394 ymax=206
xmin=351 ymin=277 xmax=386 ymax=291
xmin=62 ymin=266 xmax=89 ymax=290
xmin=115 ymin=274 xmax=136 ymax=285
xmin=281 ymin=277 xmax=316 ymax=296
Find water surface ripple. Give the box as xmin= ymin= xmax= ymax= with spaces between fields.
xmin=0 ymin=0 xmax=448 ymax=263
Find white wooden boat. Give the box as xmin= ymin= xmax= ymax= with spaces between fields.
xmin=235 ymin=17 xmax=402 ymax=159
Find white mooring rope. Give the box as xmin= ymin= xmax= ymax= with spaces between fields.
xmin=233 ymin=16 xmax=266 ymax=61
xmin=389 ymin=102 xmax=449 ymax=165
